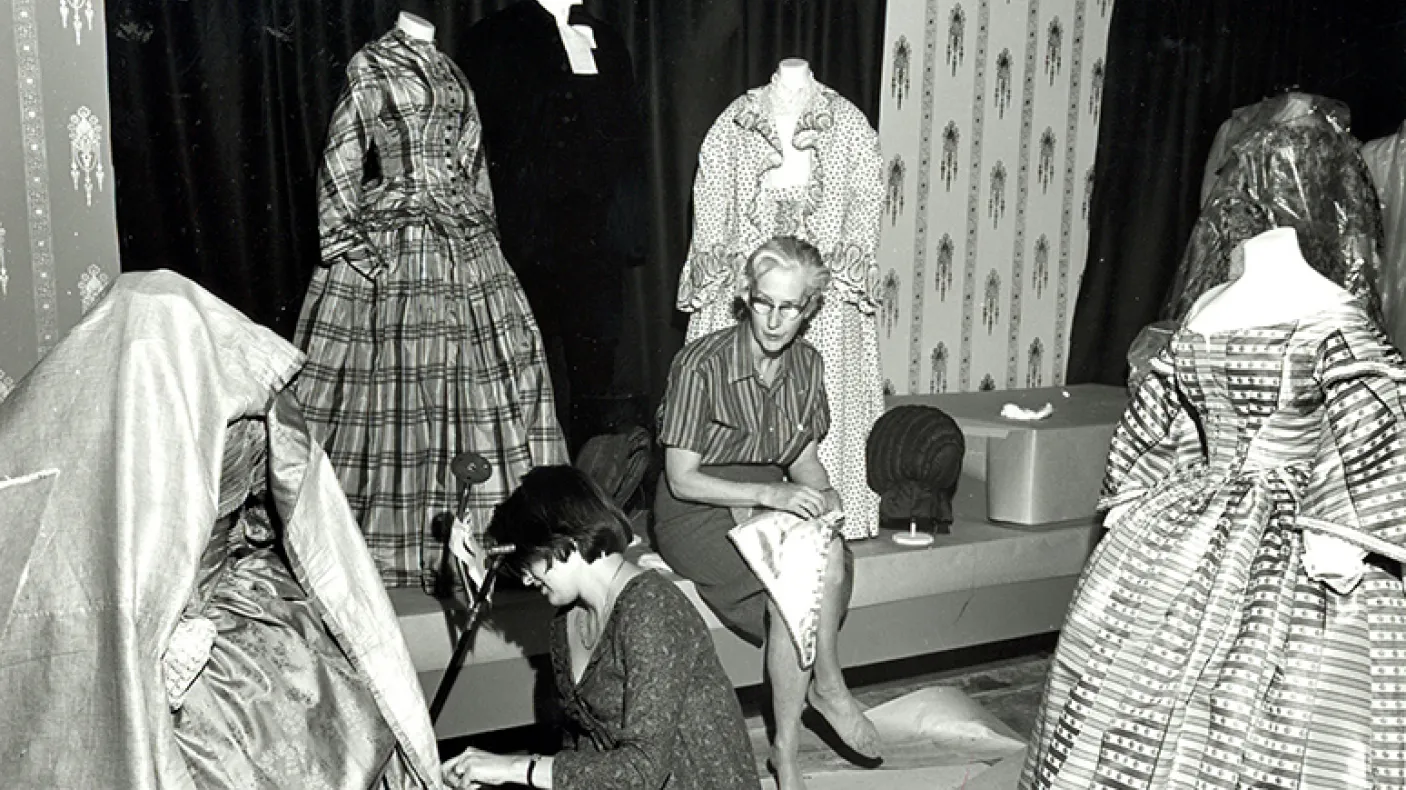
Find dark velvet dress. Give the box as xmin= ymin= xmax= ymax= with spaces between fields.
xmin=549 ymin=571 xmax=756 ymax=790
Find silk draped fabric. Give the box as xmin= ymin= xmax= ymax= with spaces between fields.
xmin=1160 ymin=94 xmax=1387 ymax=329
xmin=0 ymin=271 xmax=442 ymax=789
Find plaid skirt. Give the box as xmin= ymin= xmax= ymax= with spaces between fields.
xmin=294 ymin=220 xmax=568 ymax=589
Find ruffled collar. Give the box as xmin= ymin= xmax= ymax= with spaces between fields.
xmin=733 ymin=81 xmax=837 ymax=151
xmin=733 ymin=81 xmax=838 ymax=240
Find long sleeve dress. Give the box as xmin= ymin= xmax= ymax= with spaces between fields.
xmin=676 ymin=82 xmax=884 ymax=540
xmin=547 ymin=571 xmax=756 ymax=790
xmin=1021 ymin=295 xmax=1406 ymax=790
xmin=294 ymin=28 xmax=568 ymax=589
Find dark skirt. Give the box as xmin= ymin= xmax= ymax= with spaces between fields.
xmin=652 ymin=463 xmax=786 ymax=644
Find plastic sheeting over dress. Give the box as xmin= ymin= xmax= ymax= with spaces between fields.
xmin=1162 ymin=93 xmax=1386 ymax=328
xmin=1359 ymin=121 xmax=1406 ymax=349
xmin=0 ymin=271 xmax=442 ymax=789
xmin=1023 ymin=296 xmax=1406 ymax=789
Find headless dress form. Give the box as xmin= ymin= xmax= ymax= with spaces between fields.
xmin=461 ymin=1 xmax=644 ymax=451
xmin=1184 ymin=226 xmax=1366 ymax=593
xmin=536 ymin=0 xmax=598 ymax=75
xmin=1185 ymin=227 xmax=1346 ymax=333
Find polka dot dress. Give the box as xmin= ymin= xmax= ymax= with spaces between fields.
xmin=677 ymin=82 xmax=885 ymax=539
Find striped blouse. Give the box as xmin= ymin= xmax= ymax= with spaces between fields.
xmin=658 ymin=323 xmax=830 ymax=467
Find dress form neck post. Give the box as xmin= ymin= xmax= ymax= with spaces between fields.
xmin=771 ymin=59 xmax=817 ymax=118
xmin=1238 ymin=226 xmax=1313 ymax=284
xmin=775 ymin=59 xmax=815 ymax=92
xmin=396 ymin=12 xmax=435 ymax=42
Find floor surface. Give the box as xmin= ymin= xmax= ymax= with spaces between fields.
xmin=443 ymin=634 xmax=1055 ymax=787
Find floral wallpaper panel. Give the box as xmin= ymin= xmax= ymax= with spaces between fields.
xmin=0 ymin=0 xmax=121 ymax=403
xmin=878 ymin=0 xmax=1114 ymax=395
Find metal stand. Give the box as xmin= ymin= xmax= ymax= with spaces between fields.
xmin=428 ymin=558 xmax=503 ymax=724
xmin=428 ymin=451 xmax=504 ymax=726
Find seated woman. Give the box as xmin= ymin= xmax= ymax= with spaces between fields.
xmin=443 ymin=465 xmax=756 ymax=790
xmin=653 ymin=236 xmax=881 ymax=790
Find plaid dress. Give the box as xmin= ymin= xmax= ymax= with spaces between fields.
xmin=1022 ymin=298 xmax=1406 ymax=789
xmin=294 ymin=28 xmax=567 ymax=589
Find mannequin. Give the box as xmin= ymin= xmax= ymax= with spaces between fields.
xmin=294 ymin=8 xmax=569 ymax=589
xmin=461 ymin=2 xmax=644 ymax=451
xmin=1184 ymin=226 xmax=1348 ymax=334
xmin=1182 ymin=225 xmax=1366 ymax=594
xmin=396 ymin=10 xmax=435 ymax=41
xmin=676 ymin=59 xmax=886 ymax=541
xmin=767 ymin=59 xmax=819 ymax=189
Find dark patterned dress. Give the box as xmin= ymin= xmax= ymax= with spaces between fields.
xmin=549 ymin=571 xmax=756 ymax=790
xmin=294 ymin=28 xmax=567 ymax=589
xmin=1022 ymin=297 xmax=1406 ymax=789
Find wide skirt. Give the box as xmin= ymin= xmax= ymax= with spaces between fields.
xmin=294 ymin=222 xmax=568 ymax=588
xmin=1021 ymin=470 xmax=1406 ymax=790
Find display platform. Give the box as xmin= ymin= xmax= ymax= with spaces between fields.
xmin=393 ymin=465 xmax=1101 ymax=739
xmin=888 ymin=385 xmax=1127 ymax=525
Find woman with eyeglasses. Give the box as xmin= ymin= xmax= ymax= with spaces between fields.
xmin=441 ymin=465 xmax=756 ymax=790
xmin=653 ymin=236 xmax=880 ymax=790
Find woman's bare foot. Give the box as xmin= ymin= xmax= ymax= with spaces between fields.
xmin=806 ymin=684 xmax=882 ymax=759
xmin=768 ymin=747 xmax=808 ymax=790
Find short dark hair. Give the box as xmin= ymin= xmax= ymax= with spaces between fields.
xmin=487 ymin=465 xmax=632 ymax=578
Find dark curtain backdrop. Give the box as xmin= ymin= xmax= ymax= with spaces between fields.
xmin=104 ymin=0 xmax=884 ymax=408
xmin=1067 ymin=0 xmax=1406 ymax=386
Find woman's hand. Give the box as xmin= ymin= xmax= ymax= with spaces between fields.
xmin=442 ymin=747 xmax=527 ymax=789
xmin=758 ymin=482 xmax=828 ymax=519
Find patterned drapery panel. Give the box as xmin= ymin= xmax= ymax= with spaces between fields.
xmin=0 ymin=0 xmax=121 ymax=402
xmin=877 ymin=0 xmax=1113 ymax=394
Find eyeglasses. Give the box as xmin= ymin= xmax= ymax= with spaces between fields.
xmin=520 ymin=561 xmax=549 ymax=587
xmin=748 ymin=293 xmax=809 ymax=320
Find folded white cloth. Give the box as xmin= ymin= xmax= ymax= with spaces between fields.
xmin=1302 ymin=530 xmax=1367 ymax=595
xmin=728 ymin=510 xmax=843 ymax=669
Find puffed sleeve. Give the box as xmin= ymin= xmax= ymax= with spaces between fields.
xmin=1297 ymin=325 xmax=1406 ymax=564
xmin=1099 ymin=349 xmax=1200 ymax=512
xmin=551 ymin=592 xmax=699 ymax=789
xmin=316 ymin=55 xmax=384 ymax=266
xmin=830 ymin=113 xmax=884 ymax=312
xmin=676 ymin=114 xmax=744 ymax=312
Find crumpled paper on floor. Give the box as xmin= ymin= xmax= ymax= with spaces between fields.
xmin=866 ymin=686 xmax=1027 ymax=770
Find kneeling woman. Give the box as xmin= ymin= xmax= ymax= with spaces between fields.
xmin=654 ymin=236 xmax=880 ymax=790
xmin=443 ymin=466 xmax=756 ymax=790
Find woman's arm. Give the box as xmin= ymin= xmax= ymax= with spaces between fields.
xmin=786 ymin=440 xmax=842 ymax=513
xmin=666 ymin=446 xmax=827 ymax=518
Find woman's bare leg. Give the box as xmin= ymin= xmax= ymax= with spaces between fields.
xmin=806 ymin=539 xmax=880 ymax=757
